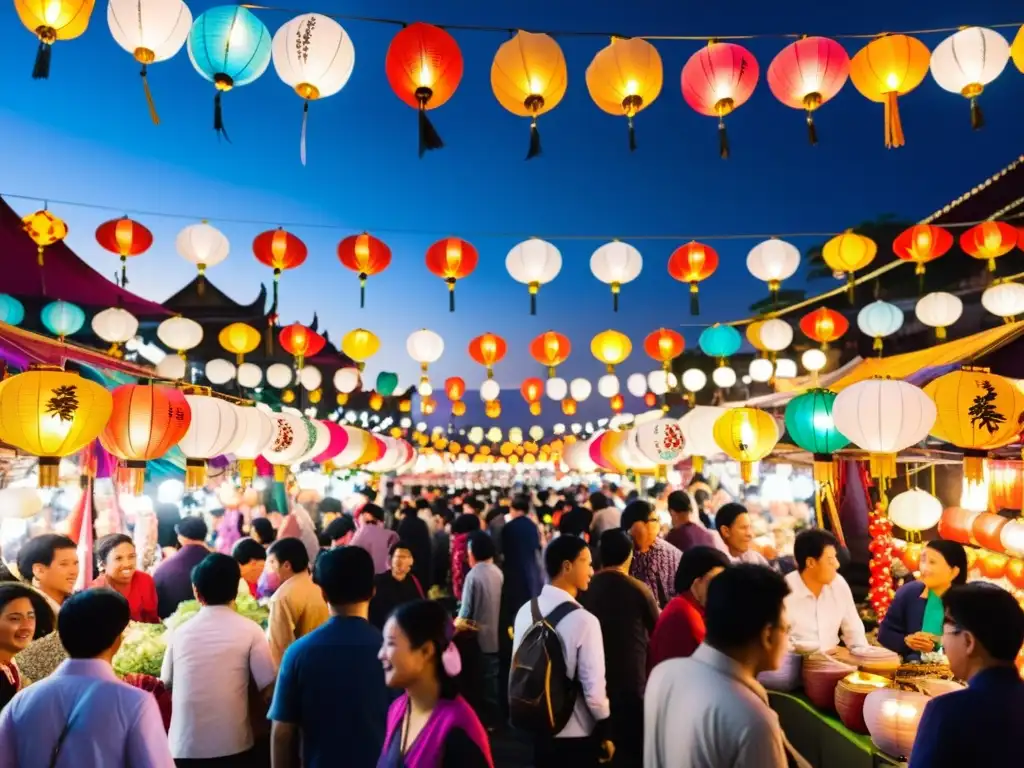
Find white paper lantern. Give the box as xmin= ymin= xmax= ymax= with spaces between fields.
xmin=648 ymin=370 xmax=676 ymax=396
xmin=682 ymin=368 xmax=707 ymax=393
xmin=299 ymin=366 xmax=322 ymax=391
xmin=598 ymin=374 xmax=620 ymax=398
xmin=418 ymin=381 xmax=433 ymax=397
xmin=155 ymin=354 xmax=186 ymax=380
xmin=175 ymin=221 xmax=229 ymax=275
xmin=887 ymin=488 xmax=943 ymax=533
xmin=749 ymin=358 xmax=774 ymax=383
xmin=915 ymin=292 xmax=962 ymax=339
xmin=179 ymin=394 xmax=240 ymax=489
xmin=406 ymin=329 xmax=445 ymax=366
xmin=633 ymin=418 xmax=686 ymax=465
xmin=0 ymin=487 xmax=43 ymax=520
xmin=91 ymin=307 xmax=139 ymax=346
xmin=712 ymin=366 xmax=736 ymax=389
xmin=981 ymin=282 xmax=1024 ymax=320
xmin=230 ymin=405 xmax=275 ymax=485
xmin=802 ymin=349 xmax=827 ymax=372
xmin=546 ymin=377 xmax=568 ymax=401
xmin=678 ymin=405 xmax=726 ymax=460
xmin=267 ymin=363 xmax=293 ymax=389
xmin=759 ymin=318 xmax=794 ymax=352
xmin=626 ymin=373 xmax=648 ymax=397
xmin=157 ymin=316 xmax=203 ymax=354
xmin=528 ymin=425 xmax=544 ymax=441
xmin=262 ymin=412 xmax=317 ymax=476
xmin=506 ymin=238 xmax=562 ymax=314
xmin=480 ymin=379 xmax=501 ymax=402
xmin=468 ymin=427 xmax=484 ymax=445
xmin=570 ymin=378 xmax=592 ymax=401
xmin=237 ymin=363 xmax=263 ymax=388
xmin=334 ymin=367 xmax=360 ymax=394
xmin=929 ymin=27 xmax=1009 ymax=128
xmin=590 ymin=241 xmax=642 ymax=311
xmin=746 ymin=238 xmax=800 ymax=291
xmin=205 ymin=358 xmax=236 ymax=385
xmin=488 ymin=427 xmax=504 ymax=443
xmin=774 ymin=358 xmax=798 ymax=378
xmin=858 ymin=300 xmax=904 ymax=349
xmin=863 ymin=689 xmax=929 ymax=760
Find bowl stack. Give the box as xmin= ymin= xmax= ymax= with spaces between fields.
xmin=758 ymin=650 xmax=805 ymax=692
xmin=834 ymin=671 xmax=890 ymax=733
xmin=863 ymin=688 xmax=931 ymax=759
xmin=802 ymin=653 xmax=857 ymax=711
xmin=850 ymin=646 xmax=901 ymax=678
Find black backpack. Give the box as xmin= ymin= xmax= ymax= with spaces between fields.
xmin=508 ymin=598 xmax=580 ymax=734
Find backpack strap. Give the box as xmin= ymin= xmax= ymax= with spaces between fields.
xmin=544 ymin=601 xmax=580 ymax=628
xmin=529 ymin=598 xmax=542 ymax=625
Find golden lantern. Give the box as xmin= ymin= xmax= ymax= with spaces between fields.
xmin=712 ymin=407 xmax=780 ymax=483
xmin=1013 ymin=25 xmax=1024 ymax=73
xmin=590 ymin=329 xmax=632 ymax=372
xmin=486 ymin=399 xmax=502 ymax=419
xmin=848 ymin=34 xmax=930 ymax=148
xmin=746 ymin=320 xmax=768 ymax=353
xmin=342 ymin=328 xmax=381 ymax=370
xmin=0 ymin=366 xmax=113 ymax=487
xmin=369 ymin=392 xmax=383 ymax=411
xmin=336 ymin=393 xmax=348 ymax=406
xmin=491 ymin=31 xmax=567 ymax=158
xmin=451 ymin=400 xmax=466 ymax=417
xmin=562 ymin=398 xmax=577 ymax=415
xmin=218 ymin=322 xmax=261 ymax=364
xmin=390 ymin=427 xmax=403 ymax=439
xmin=16 ymin=0 xmax=95 ymax=79
xmin=21 ymin=209 xmax=68 ymax=266
xmin=585 ymin=37 xmax=663 ymax=150
xmin=398 ymin=399 xmax=412 ymax=413
xmin=529 ymin=401 xmax=542 ymax=416
xmin=421 ymin=397 xmax=436 ymax=415
xmin=282 ymin=389 xmax=296 ymax=404
xmin=822 ymin=230 xmax=878 ymax=302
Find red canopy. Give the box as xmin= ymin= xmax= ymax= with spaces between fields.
xmin=0 ymin=321 xmax=157 ymax=378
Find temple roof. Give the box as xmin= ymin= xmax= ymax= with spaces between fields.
xmin=163 ymin=276 xmax=268 ymax=318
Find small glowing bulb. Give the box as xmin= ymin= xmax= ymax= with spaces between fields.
xmin=43 ymin=0 xmax=63 ymax=25
xmin=418 ymin=63 xmax=433 ymax=88
xmin=228 ymin=20 xmax=248 ymax=47
xmin=885 ymin=72 xmax=900 ymax=90
xmin=529 ymin=76 xmax=543 ymax=94
xmin=625 ymin=79 xmax=638 ymax=95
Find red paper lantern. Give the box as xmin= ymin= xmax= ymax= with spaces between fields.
xmin=799 ymin=308 xmax=849 ymax=349
xmin=644 ymin=392 xmax=658 ymax=408
xmin=95 ymin=217 xmax=153 ymax=287
xmin=278 ymin=323 xmax=326 ymax=368
xmin=385 ymin=22 xmax=464 ymax=156
xmin=681 ymin=42 xmax=759 ymax=159
xmin=972 ymin=513 xmax=1009 ymax=553
xmin=902 ymin=542 xmax=922 ymax=572
xmin=253 ymin=228 xmax=308 ymax=312
xmin=668 ymin=241 xmax=719 ymax=315
xmin=530 ymin=331 xmax=571 ymax=376
xmin=521 ymin=377 xmax=544 ymax=404
xmin=979 ymin=551 xmax=1008 ymax=580
xmin=467 ymin=333 xmax=507 ymax=375
xmin=767 ymin=37 xmax=849 ymax=145
xmin=610 ymin=393 xmax=625 ymax=413
xmin=960 ymin=221 xmax=1019 ymax=272
xmin=938 ymin=506 xmax=980 ymax=545
xmin=337 ymin=233 xmax=391 ymax=308
xmin=1006 ymin=558 xmax=1024 ymax=590
xmin=893 ymin=224 xmax=953 ymax=284
xmin=990 ymin=460 xmax=1024 ymax=511
xmin=445 ymin=376 xmax=466 ymax=401
xmin=644 ymin=328 xmax=685 ymax=368
xmin=425 ymin=237 xmax=478 ymax=312
xmin=100 ymin=384 xmax=191 ymax=495
xmin=450 ymin=400 xmax=466 ymax=417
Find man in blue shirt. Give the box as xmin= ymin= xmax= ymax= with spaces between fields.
xmin=269 ymin=545 xmax=391 ymax=768
xmin=909 ymin=582 xmax=1024 ymax=767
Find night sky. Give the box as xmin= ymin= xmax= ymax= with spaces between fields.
xmin=1 ymin=0 xmax=1021 ymax=395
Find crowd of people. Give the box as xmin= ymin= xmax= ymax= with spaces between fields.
xmin=0 ymin=480 xmax=1022 ymax=768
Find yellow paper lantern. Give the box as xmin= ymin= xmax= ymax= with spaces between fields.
xmin=848 ymin=34 xmax=931 ymax=148
xmin=21 ymin=209 xmax=68 ymax=266
xmin=822 ymin=230 xmax=878 ymax=301
xmin=1013 ymin=25 xmax=1024 ymax=73
xmin=713 ymin=407 xmax=780 ymax=482
xmin=355 ymin=435 xmax=382 ymax=465
xmin=585 ymin=37 xmax=663 ymax=150
xmin=369 ymin=393 xmax=383 ymax=411
xmin=485 ymin=399 xmax=502 ymax=419
xmin=491 ymin=30 xmax=567 ymax=158
xmin=746 ymin=320 xmax=768 ymax=353
xmin=0 ymin=366 xmax=113 ymax=487
xmin=342 ymin=328 xmax=380 ymax=370
xmin=281 ymin=389 xmax=296 ymax=404
xmin=218 ymin=322 xmax=261 ymax=364
xmin=16 ymin=0 xmax=95 ymax=79
xmin=590 ymin=329 xmax=632 ymax=372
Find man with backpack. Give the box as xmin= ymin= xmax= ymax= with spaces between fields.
xmin=510 ymin=536 xmax=613 ymax=767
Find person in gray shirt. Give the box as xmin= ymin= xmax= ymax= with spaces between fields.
xmin=458 ymin=531 xmax=503 ymax=727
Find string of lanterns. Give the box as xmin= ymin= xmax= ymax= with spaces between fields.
xmin=13 ymin=2 xmax=1024 ymax=158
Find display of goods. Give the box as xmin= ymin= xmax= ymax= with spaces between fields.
xmin=757 ymin=650 xmax=804 ymax=692
xmin=802 ymin=653 xmax=857 ymax=711
xmin=863 ymin=688 xmax=930 ymax=759
xmin=113 ymin=621 xmax=167 ymax=678
xmin=895 ymin=658 xmax=953 ymax=686
xmin=834 ymin=672 xmax=890 ymax=734
xmin=849 ymin=646 xmax=901 ymax=677
xmin=915 ymin=679 xmax=964 ymax=697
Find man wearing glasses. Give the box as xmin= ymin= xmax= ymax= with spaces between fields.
xmin=620 ymin=501 xmax=681 ymax=608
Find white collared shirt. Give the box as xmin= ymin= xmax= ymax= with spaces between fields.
xmin=512 ymin=584 xmax=611 ymax=738
xmin=783 ymin=570 xmax=867 ymax=652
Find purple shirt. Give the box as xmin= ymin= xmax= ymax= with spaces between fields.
xmin=0 ymin=659 xmax=174 ymax=768
xmin=665 ymin=523 xmax=716 ymax=554
xmin=628 ymin=537 xmax=682 ymax=608
xmin=154 ymin=544 xmax=210 ymax=619
xmin=351 ymin=524 xmax=399 ymax=574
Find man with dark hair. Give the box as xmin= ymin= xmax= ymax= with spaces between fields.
xmin=16 ymin=533 xmax=78 ymax=614
xmin=784 ymin=529 xmax=866 ymax=652
xmin=909 ymin=583 xmax=1024 ymax=768
xmin=0 ymin=589 xmax=173 ymax=766
xmin=513 ymin=536 xmax=612 ymax=767
xmin=320 ymin=515 xmax=356 ymax=548
xmin=621 ymin=500 xmax=681 ymax=608
xmin=154 ymin=516 xmax=210 ymax=619
xmin=396 ymin=502 xmax=432 ymax=589
xmin=231 ymin=537 xmax=266 ymax=598
xmin=589 ymin=491 xmax=619 ymax=539
xmin=715 ymin=503 xmax=769 ymax=566
xmin=368 ymin=541 xmax=422 ymax=629
xmin=266 ymin=538 xmax=328 ymax=667
xmin=579 ymin=530 xmax=659 ymax=768
xmin=270 ymin=547 xmax=390 ymax=768
xmin=459 ymin=530 xmax=503 ymax=726
xmin=350 ymin=503 xmax=398 ymax=574
xmin=250 ymin=518 xmax=277 ymax=547
xmin=665 ymin=491 xmax=716 ymax=553
xmin=500 ymin=493 xmax=543 ymax=622
xmin=645 ymin=565 xmax=798 ymax=768
xmin=429 ymin=504 xmax=451 ymax=589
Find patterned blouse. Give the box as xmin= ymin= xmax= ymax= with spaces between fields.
xmin=629 ymin=538 xmax=682 ymax=609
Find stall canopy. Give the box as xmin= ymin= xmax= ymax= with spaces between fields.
xmin=0 ymin=321 xmax=156 ymax=378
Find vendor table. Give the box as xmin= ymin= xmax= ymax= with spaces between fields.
xmin=768 ymin=692 xmax=904 ymax=768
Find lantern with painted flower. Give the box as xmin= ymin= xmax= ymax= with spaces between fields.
xmin=857 ymin=300 xmax=904 ymax=354
xmin=253 ymin=227 xmax=307 ymax=313
xmin=337 ymin=233 xmax=391 ymax=309
xmin=279 ymin=323 xmax=325 ymax=370
xmin=767 ymin=36 xmax=849 ymax=144
xmin=747 ymin=239 xmax=800 ymax=304
xmin=633 ymin=418 xmax=686 ymax=466
xmin=668 ymin=241 xmax=718 ymax=315
xmin=915 ymin=292 xmax=962 ymax=340
xmin=893 ymin=224 xmax=953 ymax=289
xmin=15 ymin=0 xmax=95 ymax=79
xmin=41 ymin=300 xmax=85 ymax=341
xmin=849 ymin=35 xmax=930 ymax=148
xmin=176 ymin=221 xmax=229 ymax=293
xmin=95 ymin=216 xmax=153 ymax=286
xmin=930 ymin=27 xmax=1010 ymax=130
xmin=341 ymin=328 xmax=380 ymax=370
xmin=262 ymin=411 xmax=317 ymax=480
xmin=218 ymin=322 xmax=260 ymax=364
xmin=425 ymin=237 xmax=478 ymax=312
xmin=491 ymin=31 xmax=567 ymax=158
xmin=506 ymin=239 xmax=562 ymax=315
xmin=91 ymin=307 xmax=139 ymax=356
xmin=800 ymin=307 xmax=849 ymax=350
xmin=586 ymin=37 xmax=662 ymax=150
xmin=960 ymin=221 xmax=1018 ymax=273
xmin=21 ymin=209 xmax=68 ymax=266
xmin=713 ymin=407 xmax=779 ymax=482
xmin=822 ymin=230 xmax=877 ymax=302
xmin=591 ymin=241 xmax=642 ymax=312
xmin=681 ymin=42 xmax=759 ymax=158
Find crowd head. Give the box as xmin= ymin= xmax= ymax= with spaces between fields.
xmin=389 ymin=542 xmax=414 ymax=579
xmin=314 ymin=545 xmax=375 ymax=608
xmin=267 ymin=537 xmax=311 ymax=581
xmin=920 ymin=540 xmax=968 ymax=590
xmin=544 ymin=534 xmax=593 ymax=593
xmin=231 ymin=538 xmax=267 ymax=585
xmin=675 ymin=546 xmax=730 ymax=605
xmin=942 ymin=582 xmax=1024 ymax=680
xmin=175 ymin=517 xmax=208 ymax=546
xmin=249 ymin=517 xmax=277 ymax=546
xmin=467 ymin=531 xmax=495 ymax=566
xmin=95 ymin=533 xmax=137 ymax=587
xmin=716 ymin=503 xmax=754 ymax=555
xmin=621 ymin=500 xmax=660 ymax=552
xmin=598 ymin=529 xmax=634 ymax=571
xmin=0 ymin=583 xmax=41 ymax=657
xmin=705 ymin=564 xmax=790 ymax=674
xmin=793 ymin=529 xmax=841 ymax=585
xmin=58 ymin=588 xmax=131 ymax=660
xmin=16 ymin=534 xmax=78 ymax=600
xmin=380 ymin=599 xmax=460 ymax=699
xmin=191 ymin=553 xmax=241 ymax=606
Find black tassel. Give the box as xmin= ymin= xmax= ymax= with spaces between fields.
xmin=806 ymin=113 xmax=818 ymax=146
xmin=32 ymin=41 xmax=51 ymax=80
xmin=359 ymin=276 xmax=366 ymax=309
xmin=448 ymin=286 xmax=455 ymax=312
xmin=718 ymin=119 xmax=730 ymax=159
xmin=121 ymin=256 xmax=128 ymax=287
xmin=526 ymin=118 xmax=541 ymax=160
xmin=627 ymin=116 xmax=637 ymax=152
xmin=613 ymin=292 xmax=619 ymax=312
xmin=690 ymin=290 xmax=700 ymax=316
xmin=530 ymin=293 xmax=537 ymax=315
xmin=418 ymin=107 xmax=443 ymax=158
xmin=214 ymin=91 xmax=231 ymax=142
xmin=970 ymin=98 xmax=984 ymax=131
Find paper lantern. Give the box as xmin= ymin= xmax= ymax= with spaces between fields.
xmin=444 ymin=377 xmax=466 ymax=402
xmin=759 ymin=319 xmax=794 ymax=352
xmin=681 ymin=42 xmax=759 ymax=158
xmin=591 ymin=242 xmax=642 ymax=312
xmin=597 ymin=374 xmax=620 ymax=399
xmin=857 ymin=300 xmax=904 ymax=353
xmin=95 ymin=217 xmax=153 ymax=286
xmin=176 ymin=222 xmax=229 ymax=291
xmin=746 ymin=239 xmax=800 ymax=302
xmin=971 ymin=512 xmax=1009 ymax=552
xmin=204 ymin=359 xmax=235 ymax=386
xmin=407 ymin=329 xmax=444 ymax=387
xmin=888 ymin=488 xmax=943 ymax=533
xmin=15 ymin=0 xmax=94 ymax=79
xmin=681 ymin=369 xmax=707 ymax=397
xmin=485 ymin=400 xmax=502 ymax=420
xmin=893 ymin=224 xmax=953 ymax=285
xmin=585 ymin=37 xmax=662 ymax=150
xmin=99 ymin=383 xmax=189 ymax=494
xmin=375 ymin=372 xmax=399 ymax=397
xmin=333 ymin=367 xmax=360 ymax=394
xmin=262 ymin=412 xmax=317 ymax=480
xmin=230 ymin=405 xmax=275 ymax=487
xmin=0 ymin=487 xmax=44 ymax=521
xmin=266 ymin=363 xmax=293 ymax=389
xmin=178 ymin=394 xmax=239 ymax=490
xmin=745 ymin=321 xmax=767 ymax=352
xmin=1001 ymin=519 xmax=1024 ymax=558
xmin=864 ymin=688 xmax=928 ymax=759
xmin=643 ymin=328 xmax=684 ymax=370
xmin=293 ymin=419 xmax=331 ymax=464
xmin=546 ymin=378 xmax=567 ymax=401
xmin=915 ymin=292 xmax=962 ymax=340
xmin=835 ymin=672 xmax=889 ymax=734
xmin=332 ymin=425 xmax=370 ymax=468
xmin=849 ymin=35 xmax=930 ymax=148
xmin=187 ymin=6 xmax=271 ymax=138
xmin=0 ymin=367 xmax=111 ymax=487
xmin=157 ymin=316 xmax=202 ymax=359
xmin=468 ymin=333 xmax=507 ymax=377
xmin=668 ymin=241 xmax=718 ymax=315
xmin=0 ymin=295 xmax=25 ymax=326
xmin=385 ymin=22 xmax=463 ymax=156
xmin=767 ymin=36 xmax=850 ymax=144
xmin=21 ymin=209 xmax=68 ymax=266
xmin=713 ymin=407 xmax=779 ymax=482
xmin=252 ymin=228 xmax=307 ymax=311
xmin=278 ymin=323 xmax=325 ymax=369
xmin=591 ymin=330 xmax=632 ymax=373
xmin=272 ymin=14 xmax=355 ymax=163
xmin=802 ymin=349 xmax=827 ymax=374
xmin=712 ymin=367 xmax=737 ymax=389
xmin=561 ymin=398 xmax=578 ymax=416
xmin=938 ymin=506 xmax=979 ymax=545
xmin=425 ymin=237 xmax=478 ymax=312
xmin=91 ymin=307 xmax=139 ymax=355
xmin=822 ymin=230 xmax=877 ymax=301
xmin=981 ymin=282 xmax=1024 ymax=321
xmin=626 ymin=373 xmax=648 ymax=398
xmin=800 ymin=308 xmax=849 ymax=350
xmin=506 ymin=239 xmax=562 ymax=314
xmin=699 ymin=324 xmax=741 ymax=362
xmin=491 ymin=31 xmax=567 ymax=158
xmin=337 ymin=233 xmax=391 ymax=309
xmin=960 ymin=221 xmax=1018 ymax=272
xmin=41 ymin=300 xmax=84 ymax=340
xmin=648 ymin=370 xmax=676 ymax=396
xmin=832 ymin=379 xmax=936 ymax=481
xmin=107 ymin=0 xmax=191 ymax=123
xmin=570 ymin=378 xmax=592 ymax=402
xmin=633 ymin=419 xmax=685 ymax=465
xmin=450 ymin=400 xmax=466 ymax=417
xmin=298 ymin=366 xmax=322 ymax=392
xmin=1014 ymin=25 xmax=1024 ymax=73
xmin=155 ymin=355 xmax=186 ymax=381
xmin=218 ymin=322 xmax=260 ymax=364
xmin=990 ymin=460 xmax=1023 ymax=511
xmin=530 ymin=331 xmax=571 ymax=377
xmin=785 ymin=389 xmax=850 ymax=456
xmin=520 ymin=378 xmax=543 ymax=405
xmin=775 ymin=358 xmax=798 ymax=378
xmin=479 ymin=379 xmax=501 ymax=402
xmin=930 ymin=27 xmax=1010 ymax=130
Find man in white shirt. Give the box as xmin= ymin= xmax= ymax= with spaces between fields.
xmin=645 ymin=564 xmax=811 ymax=768
xmin=513 ymin=535 xmax=613 ymax=768
xmin=784 ymin=529 xmax=867 ymax=652
xmin=162 ymin=553 xmax=277 ymax=765
xmin=715 ymin=503 xmax=771 ymax=566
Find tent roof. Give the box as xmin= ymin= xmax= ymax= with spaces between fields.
xmin=0 ymin=321 xmax=157 ymax=378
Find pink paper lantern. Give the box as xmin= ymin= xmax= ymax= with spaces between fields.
xmin=313 ymin=421 xmax=349 ymax=464
xmin=681 ymin=42 xmax=759 ymax=158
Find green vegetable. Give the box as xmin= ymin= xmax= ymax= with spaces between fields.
xmin=113 ymin=622 xmax=167 ymax=678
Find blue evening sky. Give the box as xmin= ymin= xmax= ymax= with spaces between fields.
xmin=0 ymin=0 xmax=1020 ymax=391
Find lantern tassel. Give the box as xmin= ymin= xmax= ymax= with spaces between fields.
xmin=527 ymin=117 xmax=542 ymax=160
xmin=935 ymin=326 xmax=946 ymax=341
xmin=627 ymin=115 xmax=637 ymax=152
xmin=120 ymin=256 xmax=129 ymax=287
xmin=806 ymin=111 xmax=818 ymax=146
xmin=359 ymin=274 xmax=366 ymax=309
xmin=970 ymin=98 xmax=984 ymax=131
xmin=613 ymin=292 xmax=619 ymax=313
xmin=214 ymin=91 xmax=231 ymax=142
xmin=300 ymin=101 xmax=308 ymax=166
xmin=718 ymin=118 xmax=730 ymax=159
xmin=883 ymin=91 xmax=905 ymax=149
xmin=690 ymin=283 xmax=700 ymax=316
xmin=37 ymin=245 xmax=44 ymax=268
xmin=873 ymin=336 xmax=883 ymax=355
xmin=140 ymin=64 xmax=160 ymax=125
xmin=846 ymin=274 xmax=856 ymax=304
xmin=32 ymin=40 xmax=52 ymax=80
xmin=447 ymin=279 xmax=456 ymax=312
xmin=417 ymin=107 xmax=443 ymax=158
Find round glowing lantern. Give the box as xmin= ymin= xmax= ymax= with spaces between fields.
xmin=626 ymin=373 xmax=648 ymax=398
xmin=591 ymin=241 xmax=642 ymax=312
xmin=775 ymin=359 xmax=798 ymax=378
xmin=668 ymin=241 xmax=718 ymax=315
xmin=252 ymin=228 xmax=307 ymax=311
xmin=99 ymin=383 xmax=190 ymax=494
xmin=341 ymin=328 xmax=380 ymax=371
xmin=333 ymin=368 xmax=359 ymax=395
xmin=800 ymin=307 xmax=849 ymax=350
xmin=746 ymin=321 xmax=767 ymax=353
xmin=332 ymin=425 xmax=370 ymax=468
xmin=981 ymin=281 xmax=1024 ymax=322
xmin=749 ymin=358 xmax=774 ymax=383
xmin=479 ymin=379 xmax=500 ymax=403
xmin=888 ymin=489 xmax=943 ymax=533
xmin=444 ymin=377 xmax=466 ymax=404
xmin=157 ymin=316 xmax=203 ymax=361
xmin=713 ymin=407 xmax=779 ymax=482
xmin=469 ymin=333 xmax=507 ymax=378
xmin=375 ymin=372 xmax=399 ymax=397
xmin=485 ymin=400 xmax=502 ymax=420
xmin=506 ymin=238 xmax=562 ymax=315
xmin=802 ymin=349 xmax=828 ymax=374
xmin=561 ymin=398 xmax=577 ymax=416
xmin=971 ymin=512 xmax=1009 ymax=553
xmin=747 ymin=239 xmax=800 ymax=303
xmin=713 ymin=366 xmax=737 ymax=391
xmin=990 ymin=460 xmax=1024 ymax=511
xmin=598 ymin=375 xmax=621 ymax=399
xmin=681 ymin=369 xmax=707 ymax=401
xmin=187 ymin=5 xmax=271 ymax=138
xmin=784 ymin=389 xmax=850 ymax=456
xmin=41 ymin=300 xmax=85 ymax=341
xmin=337 ymin=233 xmax=391 ymax=309
xmin=272 ymin=14 xmax=355 ymax=164
xmin=262 ymin=411 xmax=317 ymax=480
xmin=822 ymin=230 xmax=877 ymax=301
xmin=218 ymin=322 xmax=260 ymax=364
xmin=491 ymin=31 xmax=567 ymax=158
xmin=938 ymin=506 xmax=979 ymax=545
xmin=176 ymin=221 xmax=229 ymax=291
xmin=204 ymin=359 xmax=235 ymax=386
xmin=767 ymin=36 xmax=849 ymax=144
xmin=979 ymin=551 xmax=1008 ymax=580
xmin=893 ymin=224 xmax=953 ymax=286
xmin=915 ymin=292 xmax=962 ymax=340
xmin=107 ymin=0 xmax=191 ymax=123
xmin=95 ymin=216 xmax=153 ymax=286
xmin=1014 ymin=25 xmax=1024 ymax=73
xmin=1001 ymin=519 xmax=1024 ymax=558
xmin=930 ymin=27 xmax=1010 ymax=130
xmin=530 ymin=331 xmax=571 ymax=379
xmin=960 ymin=221 xmax=1018 ymax=273
xmin=236 ymin=363 xmax=261 ymax=389
xmin=451 ymin=400 xmax=466 ymax=417
xmin=230 ymin=404 xmax=275 ymax=488
xmin=385 ymin=22 xmax=463 ymax=156
xmin=0 ymin=367 xmax=113 ymax=487
xmin=699 ymin=324 xmax=742 ymax=363
xmin=0 ymin=295 xmax=26 ymax=327
xmin=425 ymin=237 xmax=478 ymax=312
xmin=585 ymin=37 xmax=663 ymax=150
xmin=21 ymin=209 xmax=68 ymax=266
xmin=591 ymin=330 xmax=632 ymax=374
xmin=570 ymin=378 xmax=592 ymax=402
xmin=633 ymin=418 xmax=686 ymax=465
xmin=863 ymin=688 xmax=929 ymax=758
xmin=760 ymin=318 xmax=794 ymax=353
xmin=857 ymin=300 xmax=904 ymax=353
xmin=848 ymin=35 xmax=930 ymax=148
xmin=15 ymin=0 xmax=94 ymax=79
xmin=521 ymin=378 xmax=544 ymax=408
xmin=178 ymin=393 xmax=239 ymax=490
xmin=681 ymin=42 xmax=759 ymax=158
xmin=644 ymin=328 xmax=684 ymax=372
xmin=278 ymin=323 xmax=325 ymax=369
xmin=156 ymin=355 xmax=186 ymax=381
xmin=91 ymin=307 xmax=139 ymax=356
xmin=266 ymin=364 xmax=292 ymax=390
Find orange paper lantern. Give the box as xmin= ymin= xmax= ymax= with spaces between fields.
xmin=668 ymin=241 xmax=719 ymax=315
xmin=278 ymin=323 xmax=326 ymax=369
xmin=960 ymin=221 xmax=1018 ymax=272
xmin=610 ymin=394 xmax=625 ymax=413
xmin=848 ymin=34 xmax=930 ymax=148
xmin=562 ymin=398 xmax=577 ymax=415
xmin=253 ymin=228 xmax=308 ymax=313
xmin=337 ymin=233 xmax=391 ymax=308
xmin=979 ymin=551 xmax=1008 ymax=580
xmin=644 ymin=328 xmax=685 ymax=370
xmin=468 ymin=333 xmax=507 ymax=375
xmin=893 ymin=224 xmax=953 ymax=283
xmin=485 ymin=399 xmax=502 ymax=419
xmin=800 ymin=308 xmax=850 ymax=349
xmin=521 ymin=377 xmax=543 ymax=404
xmin=425 ymin=237 xmax=478 ymax=312
xmin=450 ymin=400 xmax=466 ymax=417
xmin=938 ymin=506 xmax=980 ymax=545
xmin=445 ymin=377 xmax=466 ymax=402
xmin=530 ymin=331 xmax=571 ymax=376
xmin=972 ymin=512 xmax=1010 ymax=553
xmin=95 ymin=216 xmax=153 ymax=286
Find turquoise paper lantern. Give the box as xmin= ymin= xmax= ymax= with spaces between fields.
xmin=698 ymin=324 xmax=742 ymax=361
xmin=856 ymin=300 xmax=904 ymax=353
xmin=41 ymin=300 xmax=85 ymax=340
xmin=376 ymin=372 xmax=399 ymax=397
xmin=0 ymin=294 xmax=25 ymax=326
xmin=187 ymin=6 xmax=272 ymax=137
xmin=784 ymin=389 xmax=850 ymax=456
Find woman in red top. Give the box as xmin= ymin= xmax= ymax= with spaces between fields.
xmin=93 ymin=533 xmax=159 ymax=623
xmin=648 ymin=546 xmax=730 ymax=673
